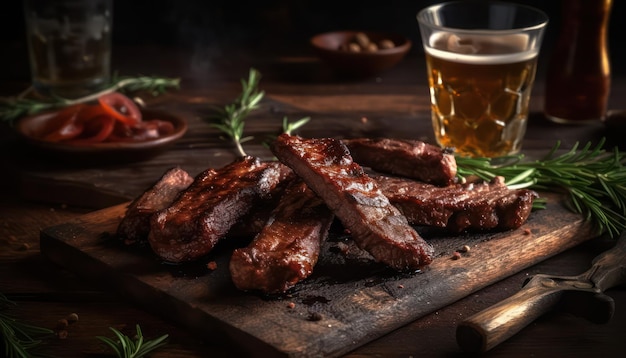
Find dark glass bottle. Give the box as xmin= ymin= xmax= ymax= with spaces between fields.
xmin=544 ymin=0 xmax=612 ymax=123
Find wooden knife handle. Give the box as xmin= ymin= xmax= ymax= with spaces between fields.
xmin=458 ymin=233 xmax=626 ymax=353
xmin=456 ymin=276 xmax=563 ymax=353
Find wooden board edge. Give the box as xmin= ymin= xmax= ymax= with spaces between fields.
xmin=39 ymin=222 xmax=290 ymax=357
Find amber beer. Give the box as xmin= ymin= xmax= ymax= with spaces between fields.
xmin=425 ymin=33 xmax=539 ymax=158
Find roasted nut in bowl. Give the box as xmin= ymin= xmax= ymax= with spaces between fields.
xmin=311 ymin=31 xmax=412 ymax=78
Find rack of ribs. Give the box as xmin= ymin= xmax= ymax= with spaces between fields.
xmin=229 ymin=179 xmax=335 ymax=294
xmin=148 ymin=156 xmax=292 ymax=263
xmin=342 ymin=137 xmax=457 ymax=186
xmin=374 ymin=175 xmax=538 ymax=232
xmin=116 ymin=167 xmax=194 ymax=246
xmin=272 ymin=134 xmax=434 ymax=271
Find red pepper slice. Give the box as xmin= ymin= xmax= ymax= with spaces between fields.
xmin=98 ymin=92 xmax=142 ymax=125
xmin=76 ymin=104 xmax=108 ymax=124
xmin=40 ymin=104 xmax=85 ymax=142
xmin=65 ymin=115 xmax=116 ymax=144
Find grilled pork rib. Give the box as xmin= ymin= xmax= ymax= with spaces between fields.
xmin=116 ymin=167 xmax=194 ymax=246
xmin=342 ymin=138 xmax=457 ymax=186
xmin=230 ymin=179 xmax=334 ymax=294
xmin=375 ymin=175 xmax=538 ymax=232
xmin=148 ymin=157 xmax=292 ymax=263
xmin=272 ymin=134 xmax=434 ymax=270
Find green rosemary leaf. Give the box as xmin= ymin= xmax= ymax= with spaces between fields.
xmin=283 ymin=116 xmax=311 ymax=135
xmin=114 ymin=76 xmax=180 ymax=96
xmin=98 ymin=336 xmax=123 ymax=357
xmin=96 ymin=324 xmax=169 ymax=358
xmin=504 ymin=168 xmax=536 ymax=186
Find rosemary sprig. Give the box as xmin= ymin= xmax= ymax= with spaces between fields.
xmin=0 ymin=293 xmax=54 ymax=358
xmin=210 ymin=68 xmax=264 ymax=157
xmin=455 ymin=139 xmax=626 ymax=238
xmin=283 ymin=116 xmax=311 ymax=135
xmin=209 ymin=69 xmax=313 ymax=156
xmin=0 ymin=75 xmax=180 ymax=123
xmin=112 ymin=75 xmax=180 ymax=96
xmin=96 ymin=324 xmax=169 ymax=358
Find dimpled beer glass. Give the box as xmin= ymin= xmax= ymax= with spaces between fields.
xmin=23 ymin=0 xmax=112 ymax=98
xmin=417 ymin=1 xmax=548 ymax=157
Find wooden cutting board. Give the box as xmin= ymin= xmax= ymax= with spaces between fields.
xmin=39 ymin=191 xmax=597 ymax=357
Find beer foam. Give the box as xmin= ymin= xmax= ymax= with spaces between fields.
xmin=426 ymin=32 xmax=537 ymax=64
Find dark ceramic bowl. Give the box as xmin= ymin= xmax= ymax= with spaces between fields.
xmin=311 ymin=30 xmax=412 ymax=78
xmin=15 ymin=108 xmax=188 ymax=164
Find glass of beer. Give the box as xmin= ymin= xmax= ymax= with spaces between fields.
xmin=417 ymin=1 xmax=548 ymax=158
xmin=23 ymin=0 xmax=113 ymax=98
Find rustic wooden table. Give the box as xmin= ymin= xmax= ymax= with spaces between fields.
xmin=1 ymin=45 xmax=625 ymax=357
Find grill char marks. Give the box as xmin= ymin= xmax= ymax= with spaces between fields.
xmin=116 ymin=167 xmax=194 ymax=246
xmin=148 ymin=156 xmax=291 ymax=263
xmin=272 ymin=134 xmax=434 ymax=271
xmin=230 ymin=179 xmax=334 ymax=294
xmin=376 ymin=175 xmax=538 ymax=232
xmin=342 ymin=137 xmax=457 ymax=186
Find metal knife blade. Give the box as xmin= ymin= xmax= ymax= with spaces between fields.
xmin=456 ymin=231 xmax=626 ymax=353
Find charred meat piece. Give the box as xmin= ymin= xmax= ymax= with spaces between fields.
xmin=230 ymin=179 xmax=334 ymax=294
xmin=375 ymin=175 xmax=538 ymax=232
xmin=148 ymin=156 xmax=292 ymax=263
xmin=226 ymin=199 xmax=279 ymax=239
xmin=116 ymin=167 xmax=194 ymax=246
xmin=272 ymin=134 xmax=433 ymax=270
xmin=342 ymin=137 xmax=457 ymax=186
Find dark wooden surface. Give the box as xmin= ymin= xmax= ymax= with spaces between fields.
xmin=38 ymin=192 xmax=594 ymax=357
xmin=2 ymin=43 xmax=626 ymax=357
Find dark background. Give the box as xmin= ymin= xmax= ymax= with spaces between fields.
xmin=1 ymin=0 xmax=624 ymax=81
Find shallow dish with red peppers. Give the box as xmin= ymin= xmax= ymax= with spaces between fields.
xmin=15 ymin=95 xmax=187 ymax=163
